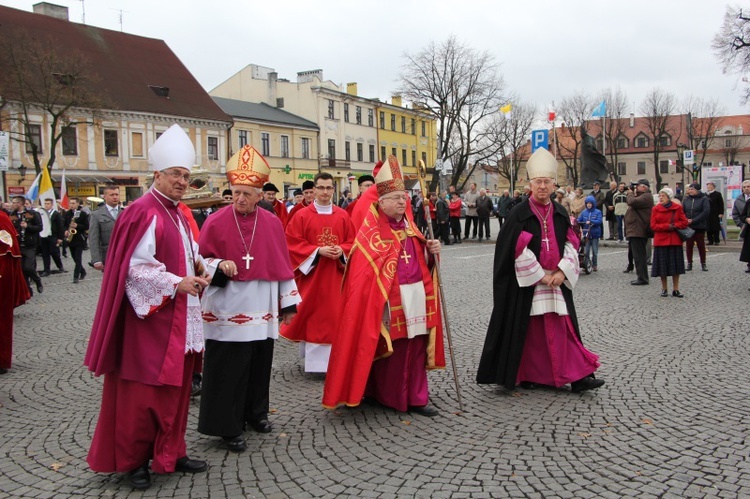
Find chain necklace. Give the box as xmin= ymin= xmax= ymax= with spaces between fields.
xmin=232 ymin=205 xmax=259 ymax=270
xmin=529 ymin=199 xmax=552 ymax=251
xmin=149 ymin=190 xmax=195 ymax=272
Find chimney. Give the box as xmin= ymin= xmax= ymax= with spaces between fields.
xmin=392 ymin=95 xmax=402 ymax=107
xmin=629 ymin=113 xmax=635 ymax=128
xmin=33 ymin=2 xmax=69 ymax=20
xmin=347 ymin=83 xmax=358 ymax=96
xmin=297 ymin=69 xmax=323 ymax=83
xmin=268 ymin=72 xmax=278 ymax=106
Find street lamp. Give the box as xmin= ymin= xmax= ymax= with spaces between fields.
xmin=17 ymin=164 xmax=27 ymax=185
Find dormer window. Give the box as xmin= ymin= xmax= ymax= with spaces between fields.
xmin=149 ymin=85 xmax=170 ymax=98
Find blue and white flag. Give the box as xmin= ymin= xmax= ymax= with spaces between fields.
xmin=26 ymin=172 xmax=42 ymax=202
xmin=592 ymin=100 xmax=607 ymax=118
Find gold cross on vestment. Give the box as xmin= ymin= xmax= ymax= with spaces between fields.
xmin=400 ymin=250 xmax=411 ymax=264
xmin=316 ymin=227 xmax=339 ymax=246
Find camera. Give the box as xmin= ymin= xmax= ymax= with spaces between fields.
xmin=629 ymin=181 xmax=638 ymax=190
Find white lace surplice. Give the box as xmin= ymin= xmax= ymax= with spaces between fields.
xmin=514 ymin=241 xmax=580 ymax=317
xmin=125 ymin=215 xmax=205 ymax=353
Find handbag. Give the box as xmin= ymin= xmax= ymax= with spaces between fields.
xmin=671 ymin=212 xmax=694 ymax=241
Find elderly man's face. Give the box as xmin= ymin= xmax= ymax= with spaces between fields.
xmin=233 ymin=185 xmax=261 ymax=214
xmin=379 ymin=190 xmax=409 ymax=219
xmin=154 ymin=167 xmax=190 ymax=201
xmin=529 ymin=177 xmax=554 ymax=204
xmin=263 ymin=190 xmax=277 ymax=203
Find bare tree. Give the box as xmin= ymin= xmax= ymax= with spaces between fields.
xmin=0 ymin=27 xmax=105 ymax=175
xmin=640 ymin=88 xmax=677 ymax=190
xmin=713 ymin=4 xmax=750 ymax=104
xmin=556 ymin=92 xmax=593 ymax=187
xmin=681 ymin=97 xmax=726 ymax=182
xmin=483 ymin=102 xmax=536 ymax=191
xmin=599 ymin=87 xmax=629 ymax=182
xmin=398 ymin=36 xmax=504 ymax=190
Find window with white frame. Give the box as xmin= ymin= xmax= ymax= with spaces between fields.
xmin=636 ymin=136 xmax=649 ymax=148
xmin=659 ymin=159 xmax=669 ymax=174
xmin=356 ymin=143 xmax=363 ymax=162
xmin=344 ymin=103 xmax=349 ymax=123
xmin=328 ymin=100 xmax=335 ymax=119
xmin=369 ymin=144 xmax=375 ymax=163
xmin=368 ymin=109 xmax=374 ymax=127
xmin=637 ymin=161 xmax=646 ymax=175
xmin=208 ymin=136 xmax=218 ymax=160
xmin=261 ymin=133 xmax=270 ymax=156
xmin=302 ymin=138 xmax=310 ymax=159
xmin=356 ymin=106 xmax=362 ymax=125
xmin=62 ymin=126 xmax=77 ymax=155
xmin=617 ymin=162 xmax=626 ymax=175
xmin=345 ymin=141 xmax=351 ymax=161
xmin=25 ymin=124 xmax=42 ymax=153
xmin=280 ymin=135 xmax=290 ymax=158
xmin=104 ymin=129 xmax=119 ymax=157
xmin=238 ymin=130 xmax=248 ymax=148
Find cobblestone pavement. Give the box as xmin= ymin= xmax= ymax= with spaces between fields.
xmin=1 ymin=237 xmax=749 ymax=498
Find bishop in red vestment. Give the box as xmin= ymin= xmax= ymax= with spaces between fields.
xmin=84 ymin=124 xmax=211 ymax=490
xmin=0 ymin=211 xmax=30 ymax=373
xmin=323 ymin=155 xmax=445 ymax=415
xmin=280 ymin=172 xmax=355 ymax=372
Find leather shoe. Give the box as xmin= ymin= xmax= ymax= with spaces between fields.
xmin=36 ymin=281 xmax=43 ymax=293
xmin=409 ymin=404 xmax=439 ymax=417
xmin=623 ymin=266 xmax=634 ymax=273
xmin=174 ymin=457 xmax=208 ymax=473
xmin=630 ymin=280 xmax=648 ymax=285
xmin=701 ymin=263 xmax=708 ymax=271
xmin=222 ymin=436 xmax=246 ymax=453
xmin=126 ymin=463 xmax=151 ymax=490
xmin=571 ymin=376 xmax=605 ymax=393
xmin=672 ymin=290 xmax=684 ymax=298
xmin=519 ymin=381 xmax=538 ymax=390
xmin=660 ymin=290 xmax=668 ymax=297
xmin=249 ymin=419 xmax=273 ymax=433
xmin=686 ymin=263 xmax=692 ymax=271
xmin=39 ymin=271 xmax=51 ymax=277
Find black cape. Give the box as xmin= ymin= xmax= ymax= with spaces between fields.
xmin=476 ymin=199 xmax=583 ymax=390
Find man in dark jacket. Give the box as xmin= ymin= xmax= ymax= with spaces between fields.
xmin=476 ymin=188 xmax=494 ymax=240
xmin=11 ymin=196 xmax=43 ymax=294
xmin=705 ymin=181 xmax=724 ymax=245
xmin=624 ymin=179 xmax=653 ymax=285
xmin=682 ymin=182 xmax=710 ymax=271
xmin=40 ymin=198 xmax=66 ymax=276
xmin=435 ymin=192 xmax=450 ymax=245
xmin=603 ymin=182 xmax=617 ymax=240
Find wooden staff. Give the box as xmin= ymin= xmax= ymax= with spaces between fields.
xmin=417 ymin=160 xmax=463 ymax=411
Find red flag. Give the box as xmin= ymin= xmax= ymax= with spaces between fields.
xmin=547 ymin=105 xmax=556 ymax=122
xmin=60 ymin=170 xmax=69 ymax=209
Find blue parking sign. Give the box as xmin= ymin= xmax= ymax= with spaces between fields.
xmin=531 ymin=129 xmax=549 ymax=152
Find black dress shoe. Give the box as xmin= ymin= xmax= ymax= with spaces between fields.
xmin=744 ymin=268 xmax=750 ymax=274
xmin=126 ymin=463 xmax=151 ymax=490
xmin=36 ymin=282 xmax=43 ymax=293
xmin=409 ymin=404 xmax=439 ymax=417
xmin=191 ymin=379 xmax=201 ymax=397
xmin=630 ymin=280 xmax=648 ymax=285
xmin=249 ymin=419 xmax=273 ymax=433
xmin=519 ymin=381 xmax=538 ymax=390
xmin=686 ymin=263 xmax=692 ymax=271
xmin=174 ymin=457 xmax=208 ymax=473
xmin=701 ymin=263 xmax=707 ymax=271
xmin=73 ymin=277 xmax=79 ymax=284
xmin=660 ymin=290 xmax=668 ymax=297
xmin=0 ymin=368 xmax=8 ymax=374
xmin=222 ymin=436 xmax=246 ymax=453
xmin=672 ymin=290 xmax=684 ymax=298
xmin=571 ymin=376 xmax=605 ymax=393
xmin=39 ymin=271 xmax=51 ymax=277
xmin=623 ymin=266 xmax=634 ymax=273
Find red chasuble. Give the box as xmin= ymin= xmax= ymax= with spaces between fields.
xmin=0 ymin=211 xmax=29 ymax=369
xmin=84 ymin=191 xmax=196 ymax=387
xmin=288 ymin=200 xmax=309 ymax=221
xmin=272 ymin=199 xmax=289 ymax=228
xmin=280 ymin=203 xmax=355 ymax=344
xmin=322 ymin=201 xmax=445 ymax=409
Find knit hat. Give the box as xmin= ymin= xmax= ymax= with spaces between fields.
xmin=688 ymin=182 xmax=701 ymax=191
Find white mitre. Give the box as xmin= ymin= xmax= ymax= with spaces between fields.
xmin=526 ymin=148 xmax=558 ymax=181
xmin=149 ymin=124 xmax=196 ymax=171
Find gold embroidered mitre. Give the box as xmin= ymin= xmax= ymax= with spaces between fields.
xmin=525 ymin=147 xmax=558 ymax=181
xmin=375 ymin=155 xmax=405 ymax=197
xmin=226 ymin=145 xmax=271 ymax=187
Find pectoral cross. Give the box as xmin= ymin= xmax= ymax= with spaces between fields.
xmin=541 ymin=222 xmax=550 ymax=251
xmin=242 ymin=253 xmax=253 ymax=270
xmin=400 ymin=250 xmax=411 ymax=264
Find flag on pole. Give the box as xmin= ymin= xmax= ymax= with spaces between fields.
xmin=38 ymin=164 xmax=55 ymax=206
xmin=547 ymin=105 xmax=556 ymax=122
xmin=60 ymin=170 xmax=70 ymax=209
xmin=500 ymin=103 xmax=512 ymax=119
xmin=592 ymin=100 xmax=607 ymax=118
xmin=668 ymin=159 xmax=674 ymax=167
xmin=26 ymin=172 xmax=42 ymax=202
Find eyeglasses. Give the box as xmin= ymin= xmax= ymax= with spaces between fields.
xmin=381 ymin=194 xmax=409 ymax=202
xmin=163 ymin=169 xmax=191 ymax=182
xmin=314 ymin=186 xmax=335 ymax=191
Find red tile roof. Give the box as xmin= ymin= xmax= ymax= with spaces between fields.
xmin=0 ymin=5 xmax=231 ymax=123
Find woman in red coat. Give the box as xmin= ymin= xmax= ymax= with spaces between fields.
xmin=650 ymin=187 xmax=689 ymax=298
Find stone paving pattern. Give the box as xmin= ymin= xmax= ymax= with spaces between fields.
xmin=1 ymin=235 xmax=749 ymax=497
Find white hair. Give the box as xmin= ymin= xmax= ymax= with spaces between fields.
xmin=659 ymin=187 xmax=674 ymax=199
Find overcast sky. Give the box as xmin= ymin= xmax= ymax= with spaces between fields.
xmin=3 ymin=0 xmax=746 ymax=117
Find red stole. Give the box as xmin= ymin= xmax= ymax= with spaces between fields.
xmin=85 ymin=190 xmax=195 ymax=387
xmin=273 ymin=199 xmax=289 ymax=228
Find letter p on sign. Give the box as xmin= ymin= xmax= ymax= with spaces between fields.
xmin=531 ymin=129 xmax=549 ymax=152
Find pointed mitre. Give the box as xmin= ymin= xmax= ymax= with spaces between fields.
xmin=149 ymin=124 xmax=196 ymax=171
xmin=226 ymin=145 xmax=270 ymax=187
xmin=525 ymin=148 xmax=558 ymax=180
xmin=375 ymin=155 xmax=405 ymax=197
